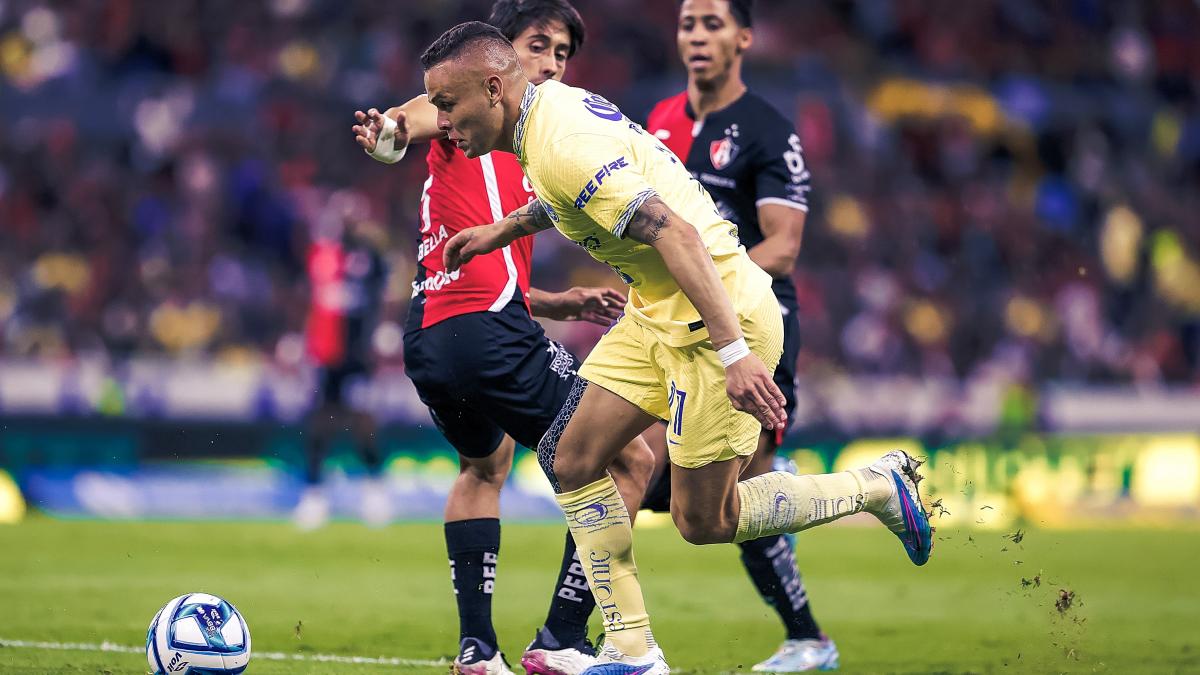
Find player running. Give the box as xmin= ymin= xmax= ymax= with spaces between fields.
xmin=431 ymin=22 xmax=933 ymax=675
xmin=641 ymin=1 xmax=835 ymax=670
xmin=352 ymin=3 xmax=653 ymax=674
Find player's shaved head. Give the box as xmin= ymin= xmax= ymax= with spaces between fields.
xmin=421 ymin=21 xmax=521 ymax=74
xmin=422 ymin=21 xmax=532 ymax=159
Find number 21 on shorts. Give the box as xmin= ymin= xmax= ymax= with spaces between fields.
xmin=667 ymin=380 xmax=687 ymax=439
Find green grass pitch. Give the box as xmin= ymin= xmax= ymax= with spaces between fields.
xmin=2 ymin=516 xmax=1198 ymax=673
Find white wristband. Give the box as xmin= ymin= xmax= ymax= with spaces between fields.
xmin=718 ymin=337 xmax=751 ymax=368
xmin=365 ymin=114 xmax=407 ymax=164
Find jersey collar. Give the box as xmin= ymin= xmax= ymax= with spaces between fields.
xmin=684 ymin=89 xmax=747 ymax=121
xmin=513 ymin=82 xmax=537 ymax=162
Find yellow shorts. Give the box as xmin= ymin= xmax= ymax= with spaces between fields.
xmin=579 ymin=293 xmax=784 ymax=469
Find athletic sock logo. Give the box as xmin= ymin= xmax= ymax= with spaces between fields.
xmin=589 ymin=549 xmax=626 ymax=631
xmin=807 ymin=493 xmax=865 ymax=524
xmin=765 ymin=537 xmax=808 ymax=611
xmin=557 ymin=551 xmax=590 ymax=603
xmin=482 ymin=551 xmax=497 ymax=594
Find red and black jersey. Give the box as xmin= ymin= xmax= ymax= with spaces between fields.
xmin=306 ymin=236 xmax=386 ymax=368
xmin=646 ymin=91 xmax=810 ymax=307
xmin=405 ymin=137 xmax=537 ymax=331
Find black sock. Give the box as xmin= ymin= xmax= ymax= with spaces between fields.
xmin=738 ymin=535 xmax=821 ymax=640
xmin=445 ymin=518 xmax=501 ymax=649
xmin=352 ymin=414 xmax=383 ymax=477
xmin=541 ymin=532 xmax=596 ymax=645
xmin=304 ymin=426 xmax=330 ymax=485
xmin=359 ymin=437 xmax=384 ymax=477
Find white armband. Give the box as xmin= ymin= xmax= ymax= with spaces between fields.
xmin=718 ymin=337 xmax=751 ymax=368
xmin=365 ymin=114 xmax=407 ymax=164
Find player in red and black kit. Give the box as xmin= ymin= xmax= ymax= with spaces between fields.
xmin=643 ymin=1 xmax=835 ymax=671
xmin=352 ymin=3 xmax=652 ymax=674
xmin=297 ymin=195 xmax=390 ymax=531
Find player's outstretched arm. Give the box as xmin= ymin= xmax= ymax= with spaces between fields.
xmin=352 ymin=94 xmax=444 ymax=163
xmin=528 ymin=286 xmax=626 ymax=325
xmin=627 ymin=196 xmax=787 ymax=430
xmin=444 ymin=200 xmax=556 ymax=271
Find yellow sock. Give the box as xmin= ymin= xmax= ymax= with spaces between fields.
xmin=734 ymin=469 xmax=892 ymax=543
xmin=555 ymin=475 xmax=654 ymax=657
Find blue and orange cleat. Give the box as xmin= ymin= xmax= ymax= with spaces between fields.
xmin=866 ymin=450 xmax=933 ymax=566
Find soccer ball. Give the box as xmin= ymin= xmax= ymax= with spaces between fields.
xmin=146 ymin=593 xmax=252 ymax=674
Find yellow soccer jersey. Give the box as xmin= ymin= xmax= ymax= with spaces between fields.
xmin=514 ymin=80 xmax=772 ymax=347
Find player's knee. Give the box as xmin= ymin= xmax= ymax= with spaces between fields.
xmin=671 ymin=504 xmax=735 ymax=545
xmin=611 ymin=438 xmax=655 ymax=493
xmin=551 ymin=448 xmax=591 ymax=491
xmin=628 ymin=439 xmax=657 ymax=485
xmin=460 ymin=456 xmax=510 ymax=487
xmin=550 ymin=431 xmax=615 ymax=491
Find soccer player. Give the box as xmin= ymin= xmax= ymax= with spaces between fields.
xmin=296 ymin=198 xmax=390 ymax=531
xmin=430 ymin=22 xmax=933 ymax=674
xmin=352 ymin=3 xmax=654 ymax=674
xmin=641 ymin=1 xmax=835 ymax=670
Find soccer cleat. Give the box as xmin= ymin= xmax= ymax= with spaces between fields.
xmin=453 ymin=637 xmax=515 ymax=675
xmin=865 ymin=450 xmax=933 ymax=566
xmin=751 ymin=637 xmax=839 ymax=672
xmin=292 ymin=486 xmax=330 ymax=531
xmin=520 ymin=626 xmax=597 ymax=675
xmin=580 ymin=641 xmax=669 ymax=675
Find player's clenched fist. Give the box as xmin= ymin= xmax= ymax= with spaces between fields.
xmin=724 ymin=355 xmax=787 ymax=430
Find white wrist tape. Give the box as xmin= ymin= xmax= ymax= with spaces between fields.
xmin=718 ymin=337 xmax=751 ymax=368
xmin=365 ymin=114 xmax=407 ymax=164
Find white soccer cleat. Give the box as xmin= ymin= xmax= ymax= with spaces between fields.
xmin=453 ymin=637 xmax=515 ymax=675
xmin=751 ymin=637 xmax=839 ymax=672
xmin=360 ymin=476 xmax=392 ymax=528
xmin=292 ymin=486 xmax=330 ymax=531
xmin=520 ymin=627 xmax=597 ymax=675
xmin=864 ymin=450 xmax=933 ymax=565
xmin=580 ymin=641 xmax=669 ymax=675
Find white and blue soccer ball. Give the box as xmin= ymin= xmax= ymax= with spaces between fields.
xmin=146 ymin=593 xmax=252 ymax=674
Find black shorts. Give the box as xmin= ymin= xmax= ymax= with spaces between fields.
xmin=317 ymin=359 xmax=369 ymax=407
xmin=403 ymin=300 xmax=580 ymax=458
xmin=775 ymin=300 xmax=801 ymax=436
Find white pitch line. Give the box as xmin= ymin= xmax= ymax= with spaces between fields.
xmin=0 ymin=638 xmax=448 ymax=668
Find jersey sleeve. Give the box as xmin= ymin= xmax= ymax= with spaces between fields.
xmin=646 ymin=98 xmax=669 ymax=131
xmin=540 ymin=133 xmax=659 ymax=238
xmin=753 ymin=115 xmax=811 ymax=212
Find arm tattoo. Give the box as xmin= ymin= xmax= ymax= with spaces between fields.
xmin=506 ymin=199 xmax=555 ymax=238
xmin=626 ymin=196 xmax=672 ymax=245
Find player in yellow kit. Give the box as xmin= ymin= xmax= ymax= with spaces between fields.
xmin=425 ymin=22 xmax=934 ymax=674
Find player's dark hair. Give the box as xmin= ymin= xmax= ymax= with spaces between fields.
xmin=420 ymin=21 xmax=513 ymax=70
xmin=679 ymin=0 xmax=753 ymax=28
xmin=488 ymin=0 xmax=586 ymax=58
xmin=729 ymin=0 xmax=753 ymax=27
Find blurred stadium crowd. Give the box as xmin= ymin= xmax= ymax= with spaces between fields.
xmin=2 ymin=0 xmax=1199 ymax=386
